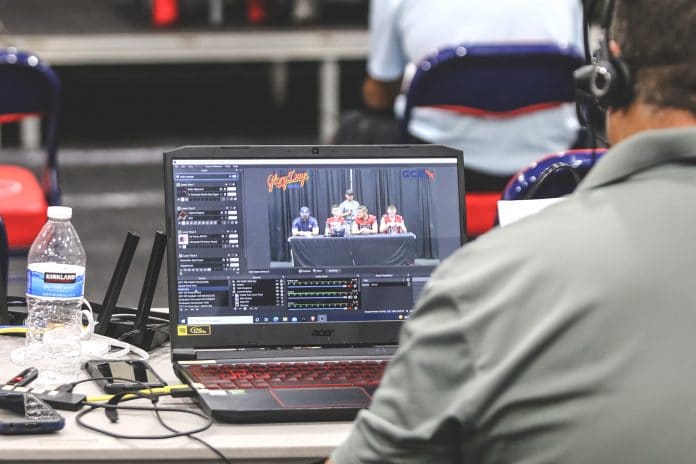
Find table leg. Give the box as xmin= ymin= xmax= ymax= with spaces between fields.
xmin=271 ymin=60 xmax=289 ymax=107
xmin=319 ymin=58 xmax=339 ymax=144
xmin=20 ymin=116 xmax=41 ymax=150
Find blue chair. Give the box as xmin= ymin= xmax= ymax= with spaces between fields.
xmin=502 ymin=148 xmax=607 ymax=201
xmin=0 ymin=48 xmax=62 ymax=249
xmin=400 ymin=43 xmax=584 ymax=237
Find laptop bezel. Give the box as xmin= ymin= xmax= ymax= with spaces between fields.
xmin=163 ymin=145 xmax=466 ymax=357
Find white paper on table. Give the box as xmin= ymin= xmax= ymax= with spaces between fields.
xmin=497 ymin=198 xmax=566 ymax=227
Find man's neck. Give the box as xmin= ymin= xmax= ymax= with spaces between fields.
xmin=608 ymin=103 xmax=696 ymax=145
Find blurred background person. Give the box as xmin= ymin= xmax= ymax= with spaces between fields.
xmin=338 ymin=0 xmax=584 ymax=191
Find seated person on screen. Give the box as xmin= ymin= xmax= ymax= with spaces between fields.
xmin=325 ymin=205 xmax=346 ymax=237
xmin=380 ymin=205 xmax=407 ymax=234
xmin=291 ymin=206 xmax=319 ymax=237
xmin=352 ymin=206 xmax=378 ymax=235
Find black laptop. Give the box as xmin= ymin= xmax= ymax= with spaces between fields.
xmin=163 ymin=145 xmax=466 ymax=422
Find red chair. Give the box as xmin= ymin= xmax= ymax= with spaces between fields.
xmin=152 ymin=0 xmax=179 ymax=27
xmin=0 ymin=48 xmax=62 ymax=249
xmin=400 ymin=43 xmax=584 ymax=238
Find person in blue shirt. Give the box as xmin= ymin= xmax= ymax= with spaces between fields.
xmin=291 ymin=206 xmax=319 ymax=237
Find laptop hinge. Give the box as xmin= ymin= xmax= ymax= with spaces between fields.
xmin=191 ymin=345 xmax=398 ymax=361
xmin=172 ymin=348 xmax=197 ymax=361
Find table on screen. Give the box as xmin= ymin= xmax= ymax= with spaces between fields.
xmin=288 ymin=233 xmax=416 ymax=267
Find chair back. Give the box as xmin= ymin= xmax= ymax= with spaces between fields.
xmin=401 ymin=43 xmax=584 ymax=238
xmin=502 ymin=148 xmax=607 ymax=201
xmin=401 ymin=42 xmax=584 ymax=141
xmin=0 ymin=48 xmax=62 ymax=205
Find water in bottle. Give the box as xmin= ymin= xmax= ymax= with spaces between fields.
xmin=25 ymin=206 xmax=86 ymax=388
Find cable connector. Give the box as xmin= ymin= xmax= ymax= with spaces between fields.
xmin=170 ymin=386 xmax=194 ymax=398
xmin=55 ymin=383 xmax=76 ymax=393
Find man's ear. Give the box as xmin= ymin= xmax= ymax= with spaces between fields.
xmin=609 ymin=40 xmax=622 ymax=57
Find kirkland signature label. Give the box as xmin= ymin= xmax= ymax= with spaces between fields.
xmin=27 ymin=264 xmax=85 ymax=299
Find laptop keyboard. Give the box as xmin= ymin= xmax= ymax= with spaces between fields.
xmin=186 ymin=360 xmax=388 ymax=390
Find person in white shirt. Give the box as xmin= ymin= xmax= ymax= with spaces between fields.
xmin=363 ymin=0 xmax=584 ymax=191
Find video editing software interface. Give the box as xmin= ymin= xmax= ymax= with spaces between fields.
xmin=171 ymin=155 xmax=462 ymax=327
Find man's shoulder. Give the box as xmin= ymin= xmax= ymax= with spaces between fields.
xmin=436 ymin=196 xmax=596 ymax=280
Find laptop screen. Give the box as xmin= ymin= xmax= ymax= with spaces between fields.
xmin=164 ymin=145 xmax=465 ymax=350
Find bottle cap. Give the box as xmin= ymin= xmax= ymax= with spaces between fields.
xmin=47 ymin=206 xmax=73 ymax=220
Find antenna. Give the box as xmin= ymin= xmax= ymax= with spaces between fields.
xmin=133 ymin=231 xmax=167 ymax=332
xmin=109 ymin=232 xmax=169 ymax=351
xmin=94 ymin=232 xmax=140 ymax=335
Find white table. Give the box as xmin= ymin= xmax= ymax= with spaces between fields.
xmin=0 ymin=335 xmax=352 ymax=463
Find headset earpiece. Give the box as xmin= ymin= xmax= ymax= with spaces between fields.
xmin=590 ymin=43 xmax=632 ymax=109
xmin=575 ymin=0 xmax=633 ymax=110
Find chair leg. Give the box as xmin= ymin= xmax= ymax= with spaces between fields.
xmin=0 ymin=216 xmax=9 ymax=325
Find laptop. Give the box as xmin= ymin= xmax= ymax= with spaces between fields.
xmin=163 ymin=145 xmax=466 ymax=422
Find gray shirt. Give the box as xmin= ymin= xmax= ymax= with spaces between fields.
xmin=332 ymin=128 xmax=696 ymax=463
xmin=340 ymin=199 xmax=360 ymax=224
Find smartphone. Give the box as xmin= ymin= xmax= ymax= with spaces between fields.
xmin=84 ymin=360 xmax=167 ymax=394
xmin=0 ymin=393 xmax=65 ymax=434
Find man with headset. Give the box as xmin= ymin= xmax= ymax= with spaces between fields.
xmin=327 ymin=0 xmax=696 ymax=462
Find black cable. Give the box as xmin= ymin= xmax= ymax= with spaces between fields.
xmin=70 ymin=377 xmax=230 ymax=463
xmin=583 ymin=0 xmax=597 ymax=63
xmin=76 ymin=400 xmax=213 ymax=439
xmin=153 ymin=407 xmax=233 ymax=464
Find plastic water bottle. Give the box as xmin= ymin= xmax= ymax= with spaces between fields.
xmin=25 ymin=206 xmax=86 ymax=388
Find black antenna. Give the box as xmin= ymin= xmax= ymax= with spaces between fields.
xmin=94 ymin=232 xmax=140 ymax=335
xmin=133 ymin=231 xmax=167 ymax=332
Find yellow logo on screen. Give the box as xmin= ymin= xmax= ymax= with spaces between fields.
xmin=177 ymin=325 xmax=211 ymax=336
xmin=267 ymin=170 xmax=310 ymax=192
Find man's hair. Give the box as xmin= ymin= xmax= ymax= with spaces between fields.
xmin=387 ymin=205 xmax=396 ymax=211
xmin=331 ymin=204 xmax=339 ymax=209
xmin=613 ymin=0 xmax=696 ymax=114
xmin=358 ymin=205 xmax=368 ymax=212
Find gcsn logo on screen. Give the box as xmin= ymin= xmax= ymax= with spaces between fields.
xmin=401 ymin=169 xmax=435 ymax=180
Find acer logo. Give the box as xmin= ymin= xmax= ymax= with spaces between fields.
xmin=311 ymin=329 xmax=334 ymax=337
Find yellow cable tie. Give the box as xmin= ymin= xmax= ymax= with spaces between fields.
xmin=86 ymin=384 xmax=189 ymax=403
